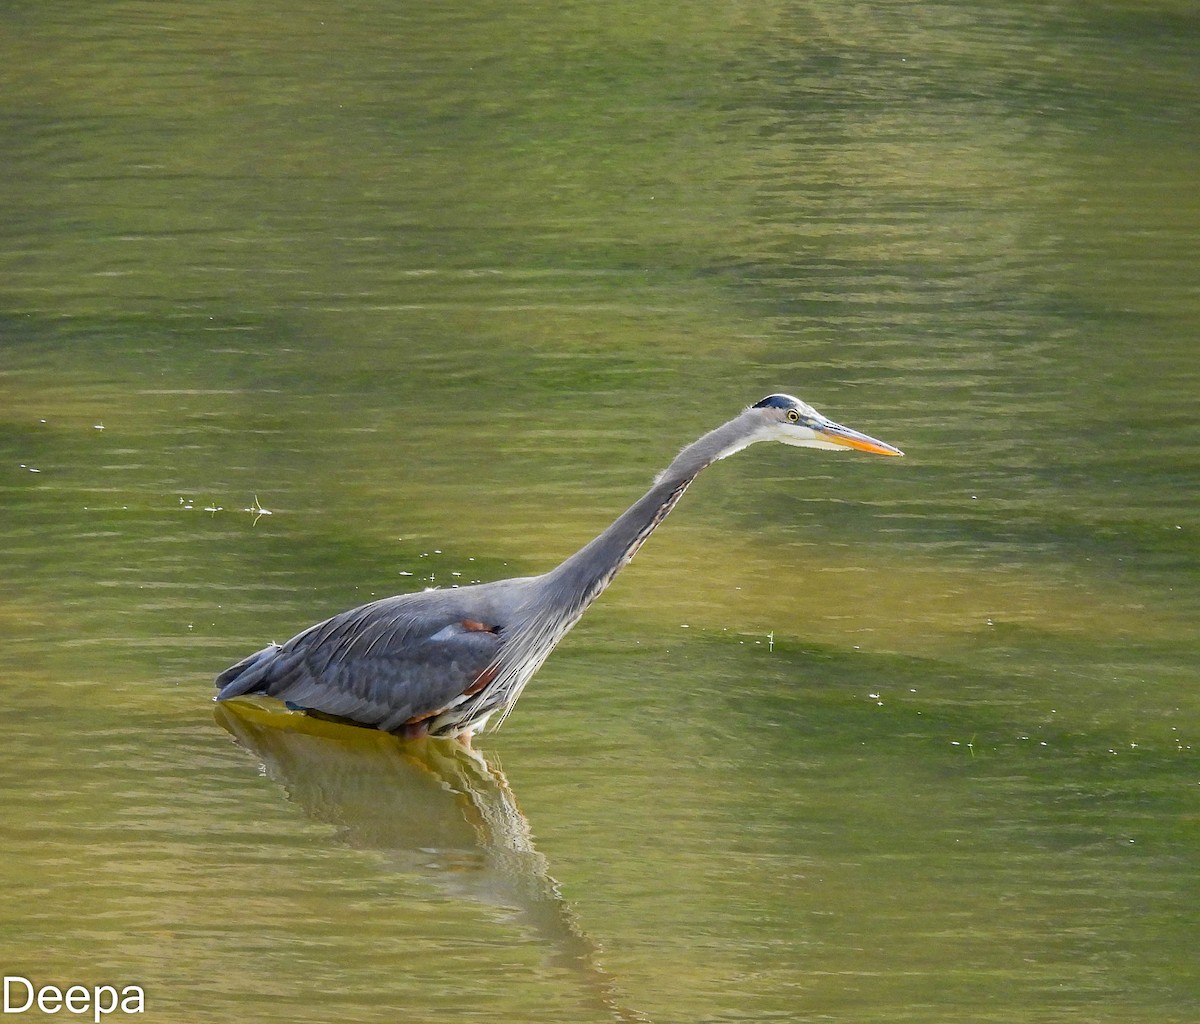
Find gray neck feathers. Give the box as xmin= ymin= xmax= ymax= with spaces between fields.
xmin=534 ymin=409 xmax=756 ymax=623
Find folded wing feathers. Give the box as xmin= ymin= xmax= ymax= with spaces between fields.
xmin=215 ymin=595 xmax=503 ymax=730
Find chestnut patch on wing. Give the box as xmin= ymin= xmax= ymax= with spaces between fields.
xmin=402 ymin=624 xmax=501 ymax=727
xmin=463 ymin=663 xmax=498 ymax=696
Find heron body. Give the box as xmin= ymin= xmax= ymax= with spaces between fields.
xmin=215 ymin=394 xmax=902 ymax=741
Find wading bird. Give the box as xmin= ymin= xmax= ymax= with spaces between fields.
xmin=215 ymin=394 xmax=902 ymax=742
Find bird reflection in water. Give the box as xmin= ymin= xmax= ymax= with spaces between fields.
xmin=214 ymin=699 xmax=647 ymax=1023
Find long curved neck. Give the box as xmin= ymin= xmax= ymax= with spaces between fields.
xmin=535 ymin=410 xmax=759 ymax=620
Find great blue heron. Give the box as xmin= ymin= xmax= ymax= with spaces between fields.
xmin=215 ymin=393 xmax=902 ymax=742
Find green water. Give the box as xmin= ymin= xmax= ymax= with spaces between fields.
xmin=1 ymin=2 xmax=1197 ymax=1022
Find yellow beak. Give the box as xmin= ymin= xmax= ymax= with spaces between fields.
xmin=816 ymin=419 xmax=904 ymax=457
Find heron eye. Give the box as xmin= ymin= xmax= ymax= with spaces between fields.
xmin=786 ymin=410 xmax=800 ymax=423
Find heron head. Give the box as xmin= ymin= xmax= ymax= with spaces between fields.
xmin=751 ymin=394 xmax=903 ymax=456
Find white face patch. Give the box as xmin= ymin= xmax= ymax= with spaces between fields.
xmin=714 ymin=416 xmax=843 ymax=459
xmin=769 ymin=420 xmax=848 ymax=451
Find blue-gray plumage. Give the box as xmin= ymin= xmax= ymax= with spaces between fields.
xmin=215 ymin=394 xmax=902 ymax=742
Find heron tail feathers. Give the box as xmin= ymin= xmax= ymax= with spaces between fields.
xmin=214 ymin=643 xmax=282 ymax=700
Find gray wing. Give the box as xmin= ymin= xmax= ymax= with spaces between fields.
xmin=214 ymin=590 xmax=506 ymax=732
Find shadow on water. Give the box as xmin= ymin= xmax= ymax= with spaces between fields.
xmin=213 ymin=700 xmax=648 ymax=1024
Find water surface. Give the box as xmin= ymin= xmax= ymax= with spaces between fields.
xmin=1 ymin=2 xmax=1197 ymax=1022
